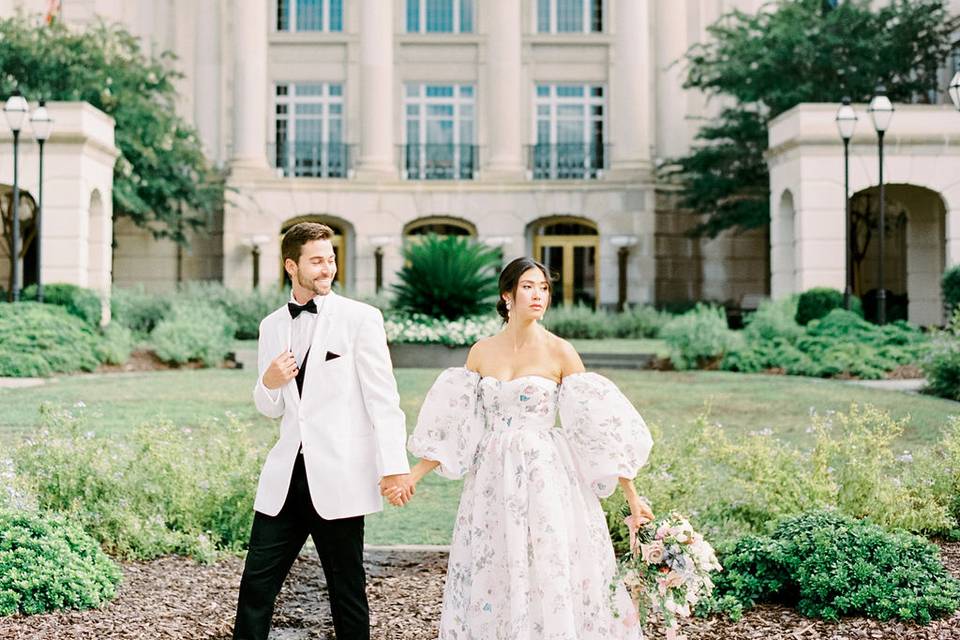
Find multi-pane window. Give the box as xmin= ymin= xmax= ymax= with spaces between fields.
xmin=532 ymin=84 xmax=606 ymax=179
xmin=406 ymin=0 xmax=474 ymax=33
xmin=277 ymin=0 xmax=343 ymax=32
xmin=404 ymin=84 xmax=476 ymax=179
xmin=537 ymin=0 xmax=602 ymax=33
xmin=274 ymin=83 xmax=348 ymax=177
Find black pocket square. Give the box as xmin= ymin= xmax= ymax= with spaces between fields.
xmin=325 ymin=351 xmax=341 ymax=361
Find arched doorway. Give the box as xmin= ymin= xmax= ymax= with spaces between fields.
xmin=279 ymin=215 xmax=352 ymax=291
xmin=403 ymin=216 xmax=476 ymax=237
xmin=849 ymin=184 xmax=945 ymax=325
xmin=1 ymin=185 xmax=37 ymax=298
xmin=88 ymin=190 xmax=107 ymax=291
xmin=771 ymin=190 xmax=796 ymax=297
xmin=530 ymin=216 xmax=599 ymax=307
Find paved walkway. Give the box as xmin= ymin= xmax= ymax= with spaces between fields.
xmin=0 ymin=377 xmax=46 ymax=389
xmin=846 ymin=378 xmax=928 ymax=393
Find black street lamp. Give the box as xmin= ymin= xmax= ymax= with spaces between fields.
xmin=950 ymin=71 xmax=960 ymax=112
xmin=835 ymin=97 xmax=857 ymax=310
xmin=3 ymin=89 xmax=29 ymax=302
xmin=369 ymin=236 xmax=394 ymax=295
xmin=29 ymin=100 xmax=53 ymax=303
xmin=610 ymin=235 xmax=638 ymax=312
xmin=245 ymin=234 xmax=269 ymax=289
xmin=867 ymin=85 xmax=894 ymax=325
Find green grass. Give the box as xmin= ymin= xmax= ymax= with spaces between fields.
xmin=568 ymin=338 xmax=668 ymax=356
xmin=1 ymin=367 xmax=957 ymax=544
xmin=235 ymin=338 xmax=668 ymax=356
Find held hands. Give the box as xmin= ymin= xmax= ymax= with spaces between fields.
xmin=263 ymin=351 xmax=298 ymax=389
xmin=380 ymin=473 xmax=416 ymax=507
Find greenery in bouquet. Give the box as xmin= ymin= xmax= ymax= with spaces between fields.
xmin=614 ymin=512 xmax=722 ymax=636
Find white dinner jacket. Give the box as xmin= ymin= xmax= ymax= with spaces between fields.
xmin=251 ymin=291 xmax=410 ymax=519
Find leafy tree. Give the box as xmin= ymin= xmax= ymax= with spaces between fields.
xmin=669 ymin=0 xmax=953 ymax=237
xmin=0 ymin=13 xmax=223 ymax=292
xmin=392 ymin=234 xmax=501 ymax=320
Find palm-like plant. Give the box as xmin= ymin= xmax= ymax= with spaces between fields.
xmin=392 ymin=234 xmax=501 ymax=320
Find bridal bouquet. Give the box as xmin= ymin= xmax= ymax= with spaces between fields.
xmin=615 ymin=512 xmax=722 ymax=640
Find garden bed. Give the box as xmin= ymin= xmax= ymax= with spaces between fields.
xmin=2 ymin=544 xmax=958 ymax=639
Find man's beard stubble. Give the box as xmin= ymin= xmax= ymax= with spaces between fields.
xmin=297 ymin=271 xmax=331 ymax=295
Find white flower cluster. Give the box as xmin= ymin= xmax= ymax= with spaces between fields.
xmin=384 ymin=313 xmax=501 ymax=347
xmin=0 ymin=456 xmax=34 ymax=511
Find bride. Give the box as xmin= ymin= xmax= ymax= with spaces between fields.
xmin=390 ymin=256 xmax=654 ymax=639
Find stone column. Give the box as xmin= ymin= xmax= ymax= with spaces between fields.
xmin=610 ymin=0 xmax=653 ymax=176
xmin=484 ymin=0 xmax=524 ymax=178
xmin=194 ymin=0 xmax=223 ymax=163
xmin=654 ymin=0 xmax=691 ymax=159
xmin=231 ymin=0 xmax=268 ymax=170
xmin=356 ymin=0 xmax=395 ymax=178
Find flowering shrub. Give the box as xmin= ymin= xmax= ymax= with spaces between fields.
xmin=10 ymin=405 xmax=263 ymax=562
xmin=604 ymin=405 xmax=956 ymax=557
xmin=384 ymin=312 xmax=501 ymax=347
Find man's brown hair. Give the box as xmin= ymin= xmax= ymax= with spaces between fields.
xmin=281 ymin=222 xmax=335 ymax=264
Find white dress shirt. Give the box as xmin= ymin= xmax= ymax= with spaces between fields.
xmin=260 ymin=292 xmax=329 ymax=401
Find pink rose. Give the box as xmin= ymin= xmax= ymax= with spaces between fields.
xmin=640 ymin=540 xmax=665 ymax=564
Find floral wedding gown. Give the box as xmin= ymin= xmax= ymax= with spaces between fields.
xmin=407 ymin=367 xmax=653 ymax=640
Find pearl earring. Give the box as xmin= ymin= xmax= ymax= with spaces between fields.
xmin=505 ymin=301 xmax=512 ymax=311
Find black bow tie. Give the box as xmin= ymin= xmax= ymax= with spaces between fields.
xmin=288 ymin=299 xmax=318 ymax=319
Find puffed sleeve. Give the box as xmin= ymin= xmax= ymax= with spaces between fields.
xmin=407 ymin=367 xmax=485 ymax=480
xmin=558 ymin=372 xmax=653 ymax=498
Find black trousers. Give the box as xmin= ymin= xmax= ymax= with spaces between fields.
xmin=233 ymin=453 xmax=369 ymax=640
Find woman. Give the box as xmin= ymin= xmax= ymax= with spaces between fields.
xmin=397 ymin=257 xmax=654 ymax=639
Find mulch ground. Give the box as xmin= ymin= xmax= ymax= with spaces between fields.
xmin=1 ymin=544 xmax=958 ymax=639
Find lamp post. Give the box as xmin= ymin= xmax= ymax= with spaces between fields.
xmin=835 ymin=97 xmax=857 ymax=310
xmin=369 ymin=235 xmax=395 ymax=294
xmin=609 ymin=235 xmax=639 ymax=312
xmin=950 ymin=71 xmax=960 ymax=112
xmin=245 ymin=234 xmax=270 ymax=289
xmin=3 ymin=89 xmax=29 ymax=302
xmin=29 ymin=100 xmax=53 ymax=302
xmin=867 ymin=85 xmax=894 ymax=325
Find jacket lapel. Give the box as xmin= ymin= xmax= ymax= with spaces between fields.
xmin=301 ymin=291 xmax=338 ymax=397
xmin=274 ymin=310 xmax=300 ymax=411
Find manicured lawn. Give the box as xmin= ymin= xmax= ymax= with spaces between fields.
xmin=568 ymin=338 xmax=669 ymax=357
xmin=1 ymin=367 xmax=957 ymax=544
xmin=236 ymin=338 xmax=669 ymax=357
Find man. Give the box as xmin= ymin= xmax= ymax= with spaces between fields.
xmin=233 ymin=222 xmax=414 ymax=640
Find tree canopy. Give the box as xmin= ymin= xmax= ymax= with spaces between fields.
xmin=0 ymin=14 xmax=223 ymax=246
xmin=670 ymin=0 xmax=954 ymax=237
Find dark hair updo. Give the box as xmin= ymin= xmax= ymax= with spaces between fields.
xmin=496 ymin=257 xmax=554 ymax=322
